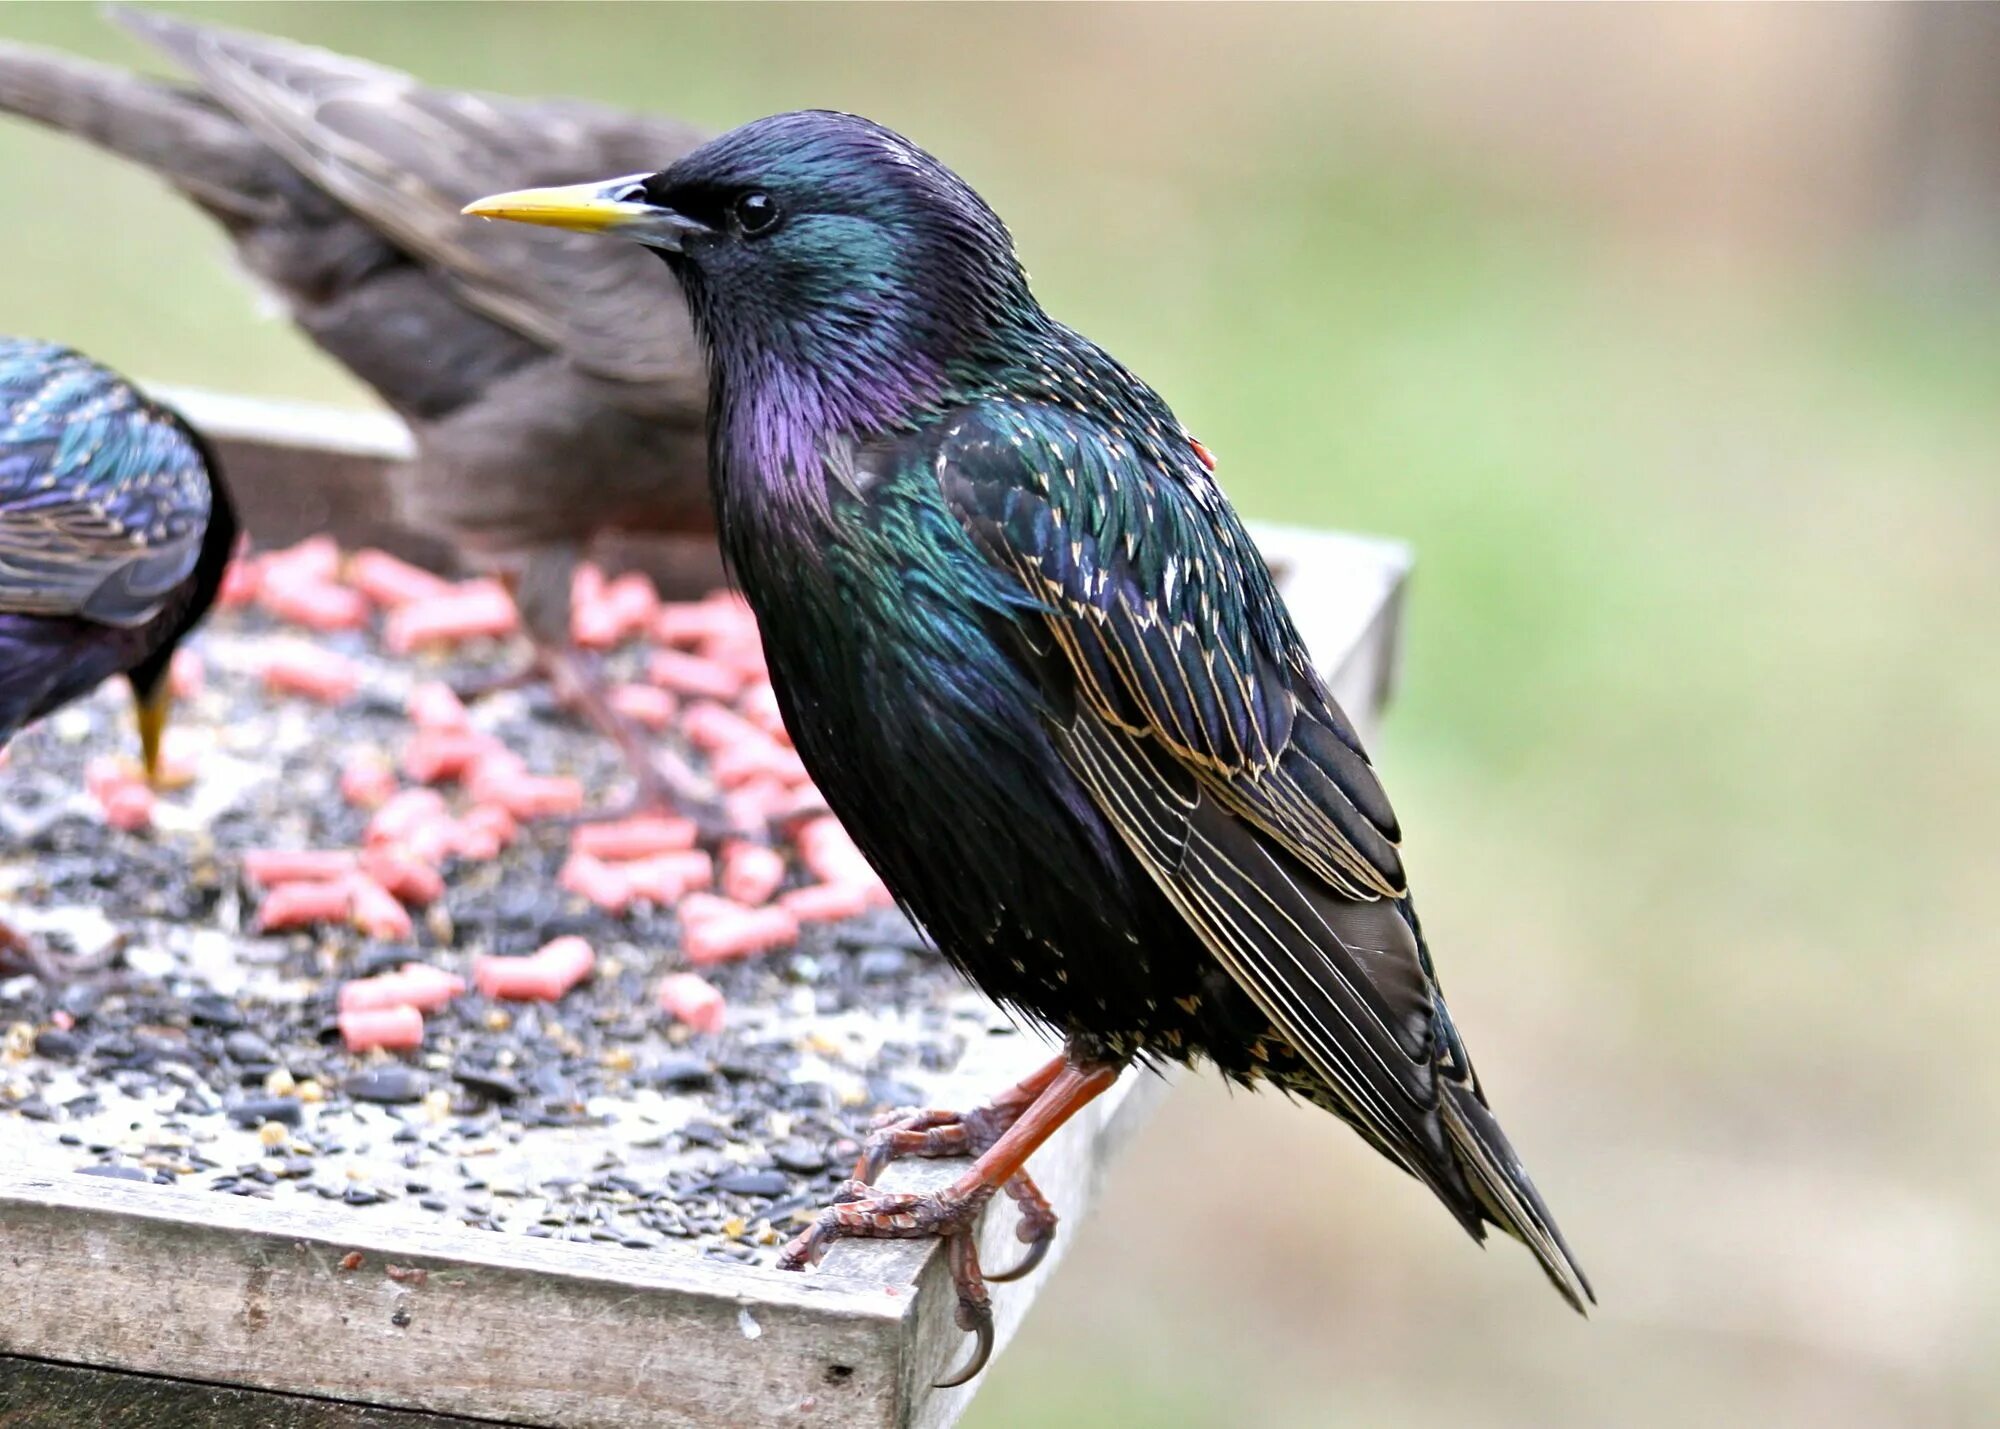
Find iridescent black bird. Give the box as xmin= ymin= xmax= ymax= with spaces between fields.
xmin=0 ymin=9 xmax=712 ymax=813
xmin=466 ymin=112 xmax=1591 ymax=1379
xmin=0 ymin=337 xmax=236 ymax=975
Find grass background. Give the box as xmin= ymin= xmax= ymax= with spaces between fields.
xmin=1 ymin=5 xmax=1996 ymax=1425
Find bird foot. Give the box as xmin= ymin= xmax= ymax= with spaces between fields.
xmin=529 ymin=643 xmax=739 ymax=839
xmin=466 ymin=640 xmax=739 ymax=837
xmin=0 ymin=920 xmax=66 ymax=983
xmin=779 ymin=1177 xmax=1001 ymax=1386
xmin=777 ymin=1052 xmax=1117 ymax=1387
xmin=554 ymin=751 xmax=740 ymax=842
xmin=450 ymin=658 xmax=542 ymax=705
xmin=854 ymin=1099 xmax=1060 ymax=1282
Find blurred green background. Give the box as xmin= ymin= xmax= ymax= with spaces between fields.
xmin=3 ymin=4 xmax=1997 ymax=1425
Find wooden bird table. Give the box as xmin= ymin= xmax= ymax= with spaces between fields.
xmin=0 ymin=391 xmax=1410 ymax=1429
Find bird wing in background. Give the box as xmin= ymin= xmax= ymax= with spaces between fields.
xmin=932 ymin=398 xmax=1592 ymax=1309
xmin=0 ymin=391 xmax=210 ymax=629
xmin=110 ymin=6 xmax=703 ymax=386
xmin=0 ymin=14 xmax=717 ymax=813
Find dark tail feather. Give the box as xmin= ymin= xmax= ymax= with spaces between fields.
xmin=0 ymin=37 xmax=270 ymax=221
xmin=1440 ymin=1081 xmax=1595 ymax=1312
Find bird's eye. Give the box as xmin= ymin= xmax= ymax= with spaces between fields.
xmin=610 ymin=181 xmax=651 ymax=206
xmin=733 ymin=191 xmax=781 ymax=237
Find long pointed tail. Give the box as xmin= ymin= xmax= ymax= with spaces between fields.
xmin=0 ymin=38 xmax=270 ymax=220
xmin=1440 ymin=1079 xmax=1595 ymax=1312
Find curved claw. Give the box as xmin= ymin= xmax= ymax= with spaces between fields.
xmin=451 ymin=659 xmax=540 ymax=704
xmin=774 ymin=1054 xmax=1113 ymax=1390
xmin=984 ymin=1225 xmax=1052 ymax=1284
xmin=0 ymin=922 xmax=77 ymax=983
xmin=935 ymin=1233 xmax=996 ymax=1389
xmin=985 ymin=1168 xmax=1058 ymax=1283
xmin=542 ymin=748 xmax=733 ymax=836
xmin=934 ymin=1310 xmax=995 ymax=1389
xmin=775 ymin=1237 xmax=812 ymax=1273
xmin=530 ymin=642 xmax=740 ymax=835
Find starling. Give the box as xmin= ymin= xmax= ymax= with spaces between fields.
xmin=0 ymin=336 xmax=236 ymax=976
xmin=0 ymin=10 xmax=715 ymax=812
xmin=466 ymin=111 xmax=1591 ymax=1380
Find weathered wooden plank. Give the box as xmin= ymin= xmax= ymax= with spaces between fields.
xmin=0 ymin=390 xmax=1411 ymax=1428
xmin=0 ymin=1166 xmax=911 ymax=1428
xmin=0 ymin=1353 xmax=523 ymax=1429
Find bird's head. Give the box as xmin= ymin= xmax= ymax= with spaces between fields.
xmin=465 ymin=111 xmax=1043 ymax=433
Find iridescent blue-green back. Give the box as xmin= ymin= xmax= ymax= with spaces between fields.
xmin=0 ymin=337 xmax=226 ymax=742
xmin=0 ymin=337 xmax=213 ymax=625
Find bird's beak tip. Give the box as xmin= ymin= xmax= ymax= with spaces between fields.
xmin=458 ymin=178 xmax=650 ymax=235
xmin=134 ymin=680 xmax=172 ymax=788
xmin=457 ymin=183 xmax=623 ymax=230
xmin=460 ymin=177 xmax=702 ymax=252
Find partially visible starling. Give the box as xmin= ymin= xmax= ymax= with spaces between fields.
xmin=0 ymin=9 xmax=713 ymax=810
xmin=0 ymin=335 xmax=236 ymax=976
xmin=466 ymin=111 xmax=1592 ymax=1381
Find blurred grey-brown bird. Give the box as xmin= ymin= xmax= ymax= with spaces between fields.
xmin=0 ymin=8 xmax=718 ymax=811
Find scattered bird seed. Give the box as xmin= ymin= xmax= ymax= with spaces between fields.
xmin=0 ymin=582 xmax=1025 ymax=1267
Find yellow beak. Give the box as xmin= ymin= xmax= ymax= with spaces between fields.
xmin=462 ymin=178 xmax=650 ymax=232
xmin=134 ymin=678 xmax=172 ymax=788
xmin=463 ymin=176 xmax=707 ymax=251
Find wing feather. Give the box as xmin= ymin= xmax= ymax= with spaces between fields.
xmin=116 ymin=7 xmax=706 ymax=390
xmin=925 ymin=386 xmax=1593 ymax=1304
xmin=0 ymin=347 xmax=209 ymax=627
xmin=932 ymin=402 xmax=1454 ymax=1171
xmin=1062 ymin=708 xmax=1449 ymax=1170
